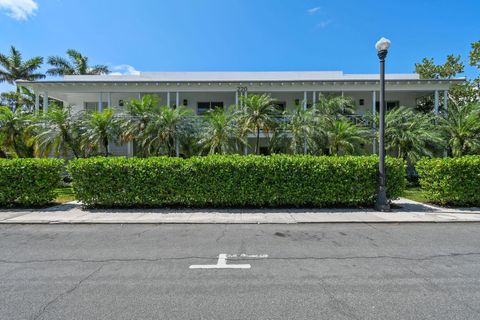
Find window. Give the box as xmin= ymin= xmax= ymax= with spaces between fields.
xmin=84 ymin=102 xmax=108 ymax=113
xmin=359 ymin=99 xmax=365 ymax=106
xmin=375 ymin=100 xmax=399 ymax=111
xmin=197 ymin=101 xmax=224 ymax=115
xmin=274 ymin=102 xmax=286 ymax=112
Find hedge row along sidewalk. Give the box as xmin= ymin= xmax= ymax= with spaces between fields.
xmin=67 ymin=155 xmax=406 ymax=208
xmin=417 ymin=156 xmax=480 ymax=206
xmin=0 ymin=158 xmax=64 ymax=206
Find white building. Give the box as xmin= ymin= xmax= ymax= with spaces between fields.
xmin=18 ymin=71 xmax=463 ymax=156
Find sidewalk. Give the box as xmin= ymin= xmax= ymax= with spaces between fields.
xmin=1 ymin=198 xmax=480 ymax=224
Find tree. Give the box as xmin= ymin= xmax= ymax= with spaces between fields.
xmin=235 ymin=94 xmax=279 ymax=154
xmin=47 ymin=49 xmax=110 ymax=76
xmin=198 ymin=109 xmax=240 ymax=154
xmin=29 ymin=104 xmax=82 ymax=158
xmin=283 ymin=105 xmax=316 ymax=154
xmin=0 ymin=106 xmax=34 ymax=157
xmin=323 ymin=117 xmax=369 ymax=156
xmin=415 ymin=55 xmax=464 ymax=80
xmin=0 ymin=46 xmax=45 ymax=86
xmin=315 ymin=94 xmax=356 ymax=116
xmin=0 ymin=86 xmax=35 ymax=111
xmin=80 ymin=108 xmax=119 ymax=156
xmin=440 ymin=103 xmax=480 ymax=157
xmin=0 ymin=46 xmax=45 ymax=110
xmin=383 ymin=106 xmax=443 ymax=165
xmin=141 ymin=105 xmax=192 ymax=156
xmin=414 ymin=41 xmax=480 ymax=111
xmin=118 ymin=94 xmax=162 ymax=156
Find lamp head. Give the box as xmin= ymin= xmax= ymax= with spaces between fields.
xmin=375 ymin=37 xmax=391 ymax=52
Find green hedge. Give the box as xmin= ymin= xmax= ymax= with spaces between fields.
xmin=0 ymin=158 xmax=64 ymax=206
xmin=68 ymin=155 xmax=405 ymax=208
xmin=417 ymin=156 xmax=480 ymax=206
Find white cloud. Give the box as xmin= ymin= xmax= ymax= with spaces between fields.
xmin=110 ymin=64 xmax=141 ymax=76
xmin=0 ymin=0 xmax=38 ymax=20
xmin=307 ymin=7 xmax=321 ymax=15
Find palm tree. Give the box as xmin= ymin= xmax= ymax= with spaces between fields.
xmin=141 ymin=105 xmax=192 ymax=156
xmin=0 ymin=106 xmax=34 ymax=157
xmin=283 ymin=105 xmax=316 ymax=154
xmin=0 ymin=46 xmax=45 ymax=87
xmin=440 ymin=103 xmax=480 ymax=156
xmin=118 ymin=94 xmax=162 ymax=156
xmin=199 ymin=109 xmax=240 ymax=154
xmin=46 ymin=49 xmax=110 ymax=76
xmin=0 ymin=46 xmax=44 ymax=110
xmin=0 ymin=86 xmax=35 ymax=111
xmin=315 ymin=95 xmax=356 ymax=116
xmin=384 ymin=106 xmax=443 ymax=164
xmin=235 ymin=94 xmax=279 ymax=154
xmin=324 ymin=117 xmax=369 ymax=155
xmin=29 ymin=104 xmax=82 ymax=158
xmin=80 ymin=108 xmax=119 ymax=156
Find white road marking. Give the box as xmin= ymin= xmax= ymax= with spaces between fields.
xmin=189 ymin=253 xmax=268 ymax=269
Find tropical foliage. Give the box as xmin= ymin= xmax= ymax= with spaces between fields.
xmin=47 ymin=49 xmax=110 ymax=76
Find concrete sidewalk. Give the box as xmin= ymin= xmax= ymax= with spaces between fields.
xmin=1 ymin=198 xmax=480 ymax=224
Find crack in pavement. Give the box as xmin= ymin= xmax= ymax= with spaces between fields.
xmin=31 ymin=263 xmax=107 ymax=320
xmin=215 ymin=226 xmax=227 ymax=243
xmin=0 ymin=252 xmax=479 ymax=265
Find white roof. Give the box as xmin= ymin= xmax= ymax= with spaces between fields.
xmin=60 ymin=71 xmax=421 ymax=82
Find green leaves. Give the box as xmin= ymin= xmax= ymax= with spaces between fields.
xmin=67 ymin=155 xmax=406 ymax=208
xmin=0 ymin=158 xmax=64 ymax=206
xmin=417 ymin=156 xmax=480 ymax=206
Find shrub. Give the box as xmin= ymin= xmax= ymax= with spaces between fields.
xmin=68 ymin=155 xmax=405 ymax=208
xmin=0 ymin=158 xmax=64 ymax=206
xmin=417 ymin=156 xmax=480 ymax=206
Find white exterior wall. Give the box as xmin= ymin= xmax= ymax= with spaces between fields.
xmin=20 ymin=73 xmax=461 ymax=157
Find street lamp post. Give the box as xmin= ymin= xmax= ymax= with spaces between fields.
xmin=375 ymin=37 xmax=391 ymax=212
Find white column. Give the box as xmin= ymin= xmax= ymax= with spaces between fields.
xmin=43 ymin=91 xmax=48 ymax=112
xmin=341 ymin=91 xmax=344 ymax=97
xmin=434 ymin=90 xmax=439 ymax=115
xmin=175 ymin=91 xmax=179 ymax=108
xmin=98 ymin=92 xmax=103 ymax=112
xmin=443 ymin=90 xmax=448 ymax=114
xmin=34 ymin=92 xmax=40 ymax=113
xmin=138 ymin=93 xmax=141 ymax=100
xmin=127 ymin=142 xmax=133 ymax=157
xmin=235 ymin=90 xmax=239 ymax=107
xmin=167 ymin=92 xmax=171 ymax=108
xmin=372 ymin=91 xmax=377 ymax=154
xmin=107 ymin=92 xmax=112 ymax=108
xmin=303 ymin=91 xmax=307 ymax=110
xmin=312 ymin=91 xmax=316 ymax=110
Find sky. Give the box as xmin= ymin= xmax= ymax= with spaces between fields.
xmin=0 ymin=0 xmax=479 ymax=93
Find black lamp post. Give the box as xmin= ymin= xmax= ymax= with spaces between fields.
xmin=375 ymin=37 xmax=391 ymax=212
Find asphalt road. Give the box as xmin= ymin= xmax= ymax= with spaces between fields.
xmin=1 ymin=223 xmax=480 ymax=320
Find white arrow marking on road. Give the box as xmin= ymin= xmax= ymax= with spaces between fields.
xmin=189 ymin=253 xmax=268 ymax=269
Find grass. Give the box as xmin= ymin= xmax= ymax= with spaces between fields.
xmin=54 ymin=187 xmax=76 ymax=204
xmin=402 ymin=186 xmax=429 ymax=203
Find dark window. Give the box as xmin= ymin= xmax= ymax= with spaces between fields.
xmin=274 ymin=102 xmax=286 ymax=112
xmin=197 ymin=101 xmax=224 ymax=115
xmin=259 ymin=146 xmax=270 ymax=155
xmin=84 ymin=102 xmax=108 ymax=113
xmin=359 ymin=99 xmax=365 ymax=106
xmin=375 ymin=101 xmax=400 ymax=111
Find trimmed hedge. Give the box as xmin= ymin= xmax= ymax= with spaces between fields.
xmin=0 ymin=158 xmax=64 ymax=206
xmin=68 ymin=155 xmax=405 ymax=208
xmin=417 ymin=156 xmax=480 ymax=206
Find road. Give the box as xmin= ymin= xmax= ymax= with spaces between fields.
xmin=1 ymin=223 xmax=480 ymax=319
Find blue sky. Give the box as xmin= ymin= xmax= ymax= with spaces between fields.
xmin=0 ymin=0 xmax=479 ymax=93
